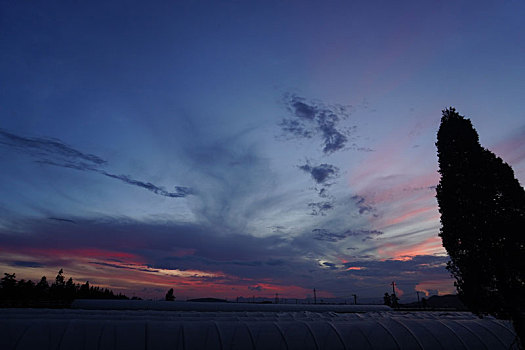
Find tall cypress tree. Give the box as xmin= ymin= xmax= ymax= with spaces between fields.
xmin=436 ymin=108 xmax=525 ymax=344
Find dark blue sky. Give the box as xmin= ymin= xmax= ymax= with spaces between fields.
xmin=1 ymin=0 xmax=524 ymax=300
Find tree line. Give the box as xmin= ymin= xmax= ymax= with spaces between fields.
xmin=0 ymin=269 xmax=129 ymax=306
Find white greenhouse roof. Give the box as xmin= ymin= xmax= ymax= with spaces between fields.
xmin=1 ymin=307 xmax=519 ymax=349
xmin=71 ymin=299 xmax=392 ymax=312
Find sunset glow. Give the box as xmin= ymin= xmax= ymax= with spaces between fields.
xmin=1 ymin=0 xmax=524 ymax=302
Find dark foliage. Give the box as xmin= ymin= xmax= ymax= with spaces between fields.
xmin=165 ymin=288 xmax=175 ymax=301
xmin=383 ymin=292 xmax=392 ymax=306
xmin=0 ymin=269 xmax=129 ymax=307
xmin=436 ymin=108 xmax=525 ymax=344
xmin=383 ymin=292 xmax=399 ymax=308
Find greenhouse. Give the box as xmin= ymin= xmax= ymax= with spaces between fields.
xmin=1 ymin=306 xmax=519 ymax=349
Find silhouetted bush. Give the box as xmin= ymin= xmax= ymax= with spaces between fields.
xmin=165 ymin=288 xmax=175 ymax=301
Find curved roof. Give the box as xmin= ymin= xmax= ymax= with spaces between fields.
xmin=1 ymin=309 xmax=519 ymax=349
xmin=71 ymin=299 xmax=392 ymax=312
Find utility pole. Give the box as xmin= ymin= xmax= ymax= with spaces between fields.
xmin=391 ymin=281 xmax=396 ymax=296
xmin=391 ymin=281 xmax=398 ymax=307
xmin=352 ymin=294 xmax=357 ymax=305
xmin=275 ymin=293 xmax=279 ymax=304
xmin=416 ymin=291 xmax=421 ymax=307
xmin=313 ymin=288 xmax=317 ymax=304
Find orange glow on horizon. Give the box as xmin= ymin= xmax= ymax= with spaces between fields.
xmin=394 ymin=285 xmax=404 ymax=297
xmin=415 ymin=278 xmax=455 ymax=296
xmin=0 ymin=247 xmax=325 ymax=299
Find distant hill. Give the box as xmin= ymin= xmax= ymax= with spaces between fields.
xmin=187 ymin=297 xmax=227 ymax=303
xmin=401 ymin=294 xmax=467 ymax=310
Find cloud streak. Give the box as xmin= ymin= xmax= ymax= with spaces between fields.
xmin=99 ymin=171 xmax=193 ymax=198
xmin=0 ymin=129 xmax=192 ymax=198
xmin=0 ymin=129 xmax=106 ymax=166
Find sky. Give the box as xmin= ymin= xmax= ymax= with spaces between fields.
xmin=1 ymin=0 xmax=524 ymax=301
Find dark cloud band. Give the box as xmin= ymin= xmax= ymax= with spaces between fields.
xmin=0 ymin=129 xmax=106 ymax=165
xmin=100 ymin=171 xmax=193 ymax=198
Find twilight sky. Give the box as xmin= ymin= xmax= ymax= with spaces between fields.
xmin=1 ymin=0 xmax=524 ymax=301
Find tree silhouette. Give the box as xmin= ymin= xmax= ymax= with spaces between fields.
xmin=35 ymin=276 xmax=50 ymax=300
xmin=54 ymin=269 xmax=65 ymax=286
xmin=390 ymin=294 xmax=399 ymax=308
xmin=51 ymin=268 xmax=66 ymax=300
xmin=165 ymin=288 xmax=175 ymax=301
xmin=0 ymin=273 xmax=17 ymax=300
xmin=36 ymin=276 xmax=49 ymax=289
xmin=436 ymin=107 xmax=525 ymax=345
xmin=17 ymin=279 xmax=36 ymax=301
xmin=0 ymin=269 xmax=130 ymax=306
xmin=383 ymin=293 xmax=391 ymax=307
xmin=78 ymin=281 xmax=90 ymax=299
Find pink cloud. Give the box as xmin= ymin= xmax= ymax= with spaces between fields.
xmin=346 ymin=266 xmax=365 ymax=271
xmin=379 ymin=205 xmax=437 ymax=229
xmin=349 ymin=155 xmax=441 ymax=235
xmin=490 ymin=128 xmax=525 ymax=184
xmin=491 ymin=127 xmax=525 ymax=167
xmin=394 ymin=285 xmax=404 ymax=298
xmin=377 ymin=236 xmax=444 ymax=261
xmin=355 ymin=171 xmax=438 ymax=206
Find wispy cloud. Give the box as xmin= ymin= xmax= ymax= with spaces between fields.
xmin=279 ymin=94 xmax=366 ymax=155
xmin=351 ymin=195 xmax=376 ymax=215
xmin=298 ymin=162 xmax=340 ymax=184
xmin=279 ymin=118 xmax=313 ymax=139
xmin=312 ymin=228 xmax=383 ymax=242
xmin=48 ymin=217 xmax=76 ymax=224
xmin=376 ymin=236 xmax=444 ymax=261
xmin=99 ymin=171 xmax=192 ymax=198
xmin=0 ymin=129 xmax=193 ymax=198
xmin=11 ymin=261 xmax=44 ymax=268
xmin=308 ymin=201 xmax=334 ymax=216
xmin=0 ymin=129 xmax=106 ymax=165
xmin=491 ymin=126 xmax=525 ymax=181
xmin=279 ymin=95 xmax=372 ymax=215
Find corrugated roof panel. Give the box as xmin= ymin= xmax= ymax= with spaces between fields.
xmin=0 ymin=309 xmax=519 ymax=350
